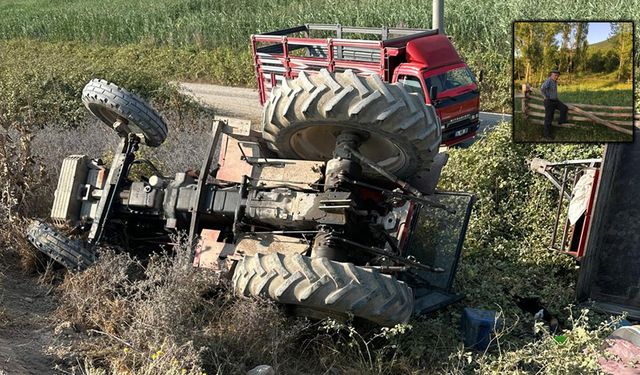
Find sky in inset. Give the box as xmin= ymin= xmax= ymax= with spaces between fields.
xmin=551 ymin=22 xmax=623 ymax=46
xmin=587 ymin=22 xmax=613 ymax=44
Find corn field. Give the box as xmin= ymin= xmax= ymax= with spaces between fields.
xmin=2 ymin=0 xmax=639 ymax=113
xmin=0 ymin=0 xmax=638 ymax=49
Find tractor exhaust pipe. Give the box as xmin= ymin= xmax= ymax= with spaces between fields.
xmin=432 ymin=0 xmax=444 ymax=33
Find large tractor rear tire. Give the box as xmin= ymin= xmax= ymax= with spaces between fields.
xmin=232 ymin=253 xmax=414 ymax=326
xmin=82 ymin=79 xmax=168 ymax=147
xmin=261 ymin=69 xmax=441 ymax=178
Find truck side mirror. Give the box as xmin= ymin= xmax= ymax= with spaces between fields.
xmin=429 ymin=86 xmax=438 ymax=102
xmin=478 ymin=70 xmax=484 ymax=83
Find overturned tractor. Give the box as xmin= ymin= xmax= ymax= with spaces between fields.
xmin=27 ymin=70 xmax=474 ymax=326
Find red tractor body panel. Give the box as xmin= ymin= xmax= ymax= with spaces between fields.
xmin=252 ymin=24 xmax=480 ymax=146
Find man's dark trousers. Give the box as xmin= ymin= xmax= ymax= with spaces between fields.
xmin=543 ymin=99 xmax=568 ymax=138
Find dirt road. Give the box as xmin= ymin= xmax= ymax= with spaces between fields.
xmin=0 ymin=255 xmax=57 ymax=374
xmin=178 ymin=83 xmax=263 ymax=124
xmin=176 ymin=82 xmax=511 ymax=140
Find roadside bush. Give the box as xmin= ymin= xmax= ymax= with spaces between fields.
xmin=54 ymin=242 xmax=426 ymax=374
xmin=474 ymin=309 xmax=620 ymax=374
xmin=75 ymin=341 xmax=207 ymax=375
xmin=54 ymin=245 xmax=216 ymax=373
xmin=435 ymin=124 xmax=602 ymax=326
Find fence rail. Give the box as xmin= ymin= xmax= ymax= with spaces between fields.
xmin=518 ymin=84 xmax=635 ymax=135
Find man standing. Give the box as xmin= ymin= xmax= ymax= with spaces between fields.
xmin=540 ymin=69 xmax=569 ymax=139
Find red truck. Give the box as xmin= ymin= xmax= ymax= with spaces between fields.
xmin=251 ymin=24 xmax=481 ymax=146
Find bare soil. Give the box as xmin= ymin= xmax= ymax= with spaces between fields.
xmin=0 ymin=255 xmax=58 ymax=375
xmin=177 ymin=82 xmax=263 ymax=124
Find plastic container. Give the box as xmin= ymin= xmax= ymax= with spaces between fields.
xmin=461 ymin=308 xmax=503 ymax=351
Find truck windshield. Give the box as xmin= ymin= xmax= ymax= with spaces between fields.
xmin=425 ymin=67 xmax=476 ymax=94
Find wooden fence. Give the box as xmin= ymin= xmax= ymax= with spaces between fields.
xmin=518 ymin=83 xmax=636 ymax=136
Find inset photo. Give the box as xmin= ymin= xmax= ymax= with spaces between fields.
xmin=513 ymin=21 xmax=634 ymax=143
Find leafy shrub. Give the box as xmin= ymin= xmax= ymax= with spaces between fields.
xmin=440 ymin=123 xmax=601 ymax=313
xmin=474 ymin=309 xmax=620 ymax=374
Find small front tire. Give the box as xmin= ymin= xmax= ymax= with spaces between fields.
xmin=82 ymin=79 xmax=168 ymax=147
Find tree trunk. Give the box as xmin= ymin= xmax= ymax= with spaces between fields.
xmin=617 ymin=28 xmax=626 ymax=81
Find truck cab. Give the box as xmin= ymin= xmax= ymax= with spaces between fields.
xmin=393 ymin=34 xmax=480 ymax=145
xmin=252 ymin=24 xmax=481 ymax=147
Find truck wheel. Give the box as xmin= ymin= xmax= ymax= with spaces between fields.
xmin=232 ymin=253 xmax=414 ymax=326
xmin=82 ymin=79 xmax=168 ymax=147
xmin=261 ymin=69 xmax=441 ymax=178
xmin=26 ymin=221 xmax=95 ymax=271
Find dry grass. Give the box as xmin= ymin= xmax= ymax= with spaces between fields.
xmin=52 ymin=246 xmax=213 ymax=373
xmin=52 ymin=243 xmax=326 ymax=374
xmin=30 ymin=107 xmax=217 ymax=181
xmin=51 ymin=242 xmax=423 ymax=374
xmin=0 ymin=120 xmax=52 ymax=272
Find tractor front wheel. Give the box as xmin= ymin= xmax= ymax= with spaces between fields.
xmin=82 ymin=79 xmax=168 ymax=147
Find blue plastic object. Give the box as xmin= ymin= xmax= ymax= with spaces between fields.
xmin=608 ymin=318 xmax=632 ymax=330
xmin=461 ymin=308 xmax=503 ymax=351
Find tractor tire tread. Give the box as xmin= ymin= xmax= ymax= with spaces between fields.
xmin=261 ymin=69 xmax=441 ymax=177
xmin=233 ymin=253 xmax=414 ymax=326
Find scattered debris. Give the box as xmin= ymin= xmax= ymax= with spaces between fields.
xmin=53 ymin=321 xmax=75 ymax=336
xmin=514 ymin=295 xmax=559 ymax=333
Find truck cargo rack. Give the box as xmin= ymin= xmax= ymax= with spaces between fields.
xmin=251 ymin=24 xmax=439 ymax=104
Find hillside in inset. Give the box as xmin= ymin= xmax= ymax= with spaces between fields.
xmin=589 ymin=34 xmax=618 ymax=53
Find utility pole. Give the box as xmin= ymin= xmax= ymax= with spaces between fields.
xmin=433 ymin=0 xmax=444 ymax=33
